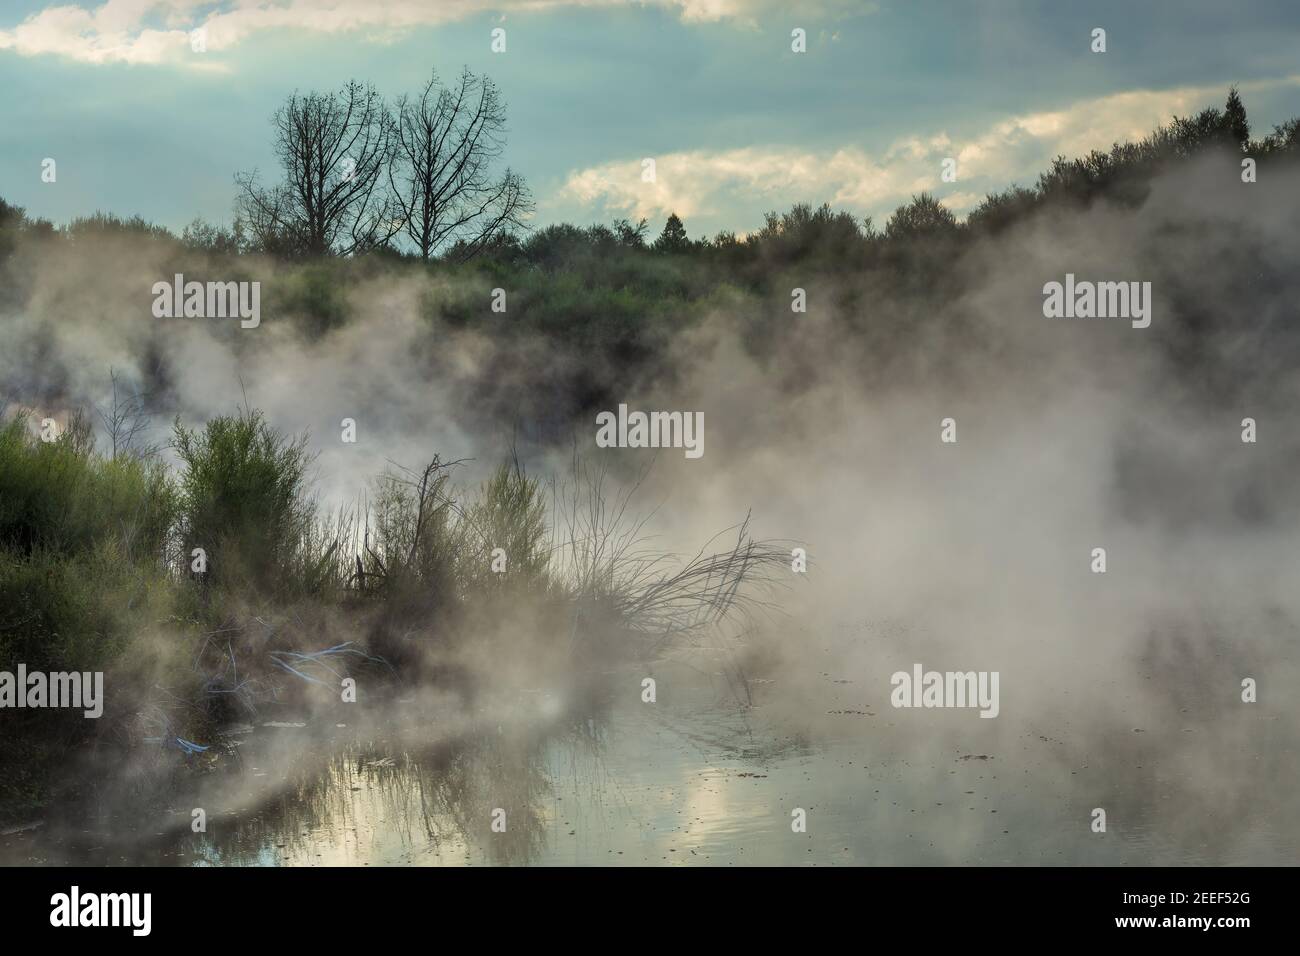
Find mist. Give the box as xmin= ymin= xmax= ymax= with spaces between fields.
xmin=3 ymin=130 xmax=1298 ymax=865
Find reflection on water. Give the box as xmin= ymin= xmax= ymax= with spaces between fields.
xmin=2 ymin=649 xmax=1295 ymax=866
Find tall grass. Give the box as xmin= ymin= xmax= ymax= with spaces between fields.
xmin=460 ymin=460 xmax=549 ymax=595
xmin=0 ymin=400 xmax=783 ymax=819
xmin=547 ymin=455 xmax=788 ymax=657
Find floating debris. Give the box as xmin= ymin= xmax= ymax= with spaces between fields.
xmin=269 ymin=642 xmax=392 ymax=686
xmin=142 ymin=734 xmax=208 ymax=755
xmin=139 ymin=708 xmax=209 ymax=756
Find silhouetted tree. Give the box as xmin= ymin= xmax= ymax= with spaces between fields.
xmin=389 ymin=68 xmax=532 ymax=262
xmin=0 ymin=197 xmax=23 ymax=263
xmin=967 ymin=185 xmax=1039 ymax=234
xmin=884 ymin=193 xmax=959 ymax=241
xmin=236 ymin=81 xmax=395 ymax=257
xmin=1225 ymin=87 xmax=1250 ymax=151
xmin=751 ymin=202 xmax=867 ymax=261
xmin=654 ymin=213 xmax=689 ymax=252
xmin=1259 ymin=117 xmax=1300 ymax=155
xmin=613 ymin=217 xmax=649 ymax=247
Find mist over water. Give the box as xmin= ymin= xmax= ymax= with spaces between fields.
xmin=2 ymin=144 xmax=1298 ymax=865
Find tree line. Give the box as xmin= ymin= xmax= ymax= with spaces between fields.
xmin=2 ymin=87 xmax=1297 ymax=270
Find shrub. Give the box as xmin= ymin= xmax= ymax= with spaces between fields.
xmin=172 ymin=409 xmax=316 ymax=601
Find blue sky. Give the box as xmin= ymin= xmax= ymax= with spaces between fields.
xmin=2 ymin=0 xmax=1299 ymax=241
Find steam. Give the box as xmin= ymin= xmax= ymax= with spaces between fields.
xmin=2 ymin=145 xmax=1298 ymax=859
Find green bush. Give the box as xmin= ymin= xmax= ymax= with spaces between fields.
xmin=0 ymin=413 xmax=176 ymax=563
xmin=272 ymin=262 xmax=351 ymax=336
xmin=0 ymin=412 xmax=177 ymax=673
xmin=172 ymin=409 xmax=316 ymax=601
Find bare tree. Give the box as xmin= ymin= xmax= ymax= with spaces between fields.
xmin=236 ymin=81 xmax=395 ymax=257
xmin=95 ymin=369 xmax=159 ymax=460
xmin=389 ymin=68 xmax=532 ymax=262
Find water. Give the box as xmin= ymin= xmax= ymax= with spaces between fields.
xmin=2 ymin=647 xmax=1294 ymax=866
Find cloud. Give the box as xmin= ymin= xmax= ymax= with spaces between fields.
xmin=556 ymin=144 xmax=932 ymax=223
xmin=555 ymin=77 xmax=1300 ymax=223
xmin=0 ymin=0 xmax=829 ymax=64
xmin=0 ymin=1 xmax=195 ymax=64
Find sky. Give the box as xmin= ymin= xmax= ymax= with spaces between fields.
xmin=2 ymin=0 xmax=1299 ymax=241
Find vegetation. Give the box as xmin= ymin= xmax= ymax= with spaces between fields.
xmin=0 ymin=401 xmax=785 ymax=820
xmin=1 ymin=87 xmax=1298 ymax=819
xmin=2 ymin=89 xmax=1292 ymax=385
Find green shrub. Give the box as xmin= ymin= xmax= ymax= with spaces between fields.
xmin=273 ymin=262 xmax=351 ymax=336
xmin=0 ymin=413 xmax=175 ymax=561
xmin=172 ymin=409 xmax=316 ymax=600
xmin=0 ymin=412 xmax=177 ymax=673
